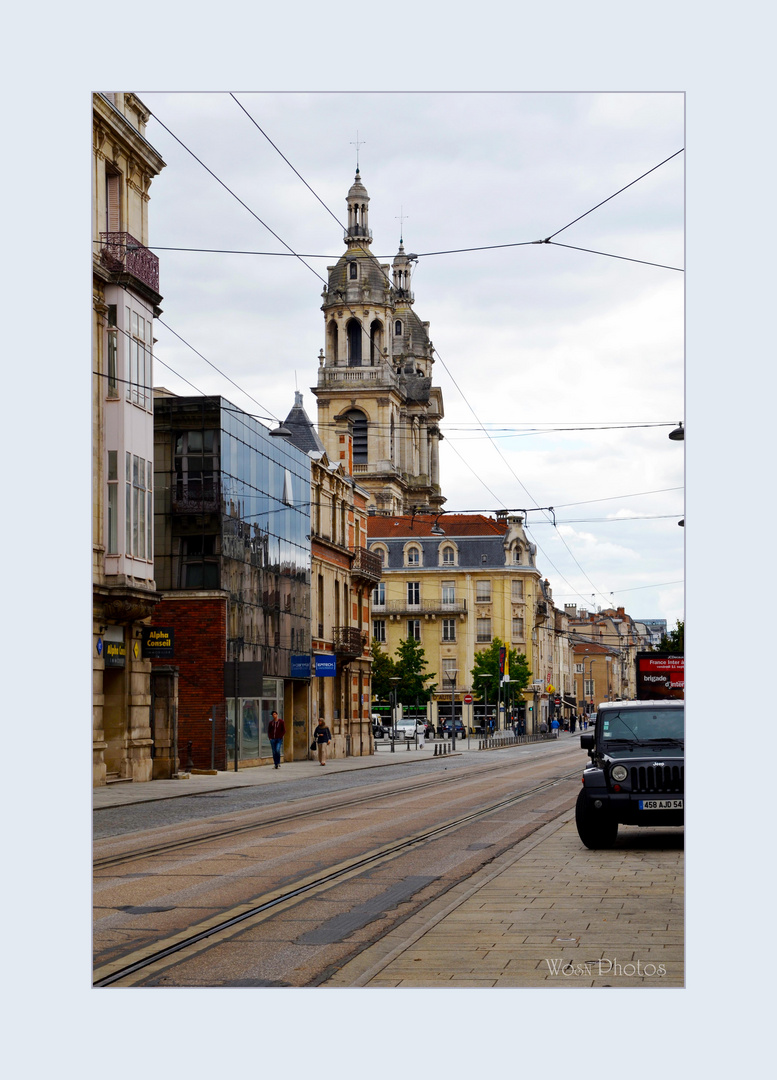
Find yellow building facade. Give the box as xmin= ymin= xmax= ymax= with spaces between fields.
xmin=367 ymin=512 xmax=569 ymax=731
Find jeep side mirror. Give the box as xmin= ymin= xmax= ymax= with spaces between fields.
xmin=580 ymin=733 xmax=595 ymax=751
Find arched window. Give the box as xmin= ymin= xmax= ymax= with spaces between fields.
xmin=369 ymin=320 xmax=383 ymax=364
xmin=328 ymin=320 xmax=338 ymax=364
xmin=394 ymin=320 xmax=402 ymax=336
xmin=513 ymin=546 xmax=522 ymax=563
xmin=346 ymin=319 xmax=362 ymax=366
xmin=442 ymin=545 xmax=455 ymax=565
xmin=344 ymin=409 xmax=368 ymax=464
xmin=349 ymin=261 xmax=358 ymax=280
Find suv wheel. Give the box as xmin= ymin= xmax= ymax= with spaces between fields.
xmin=575 ymin=789 xmax=618 ymax=849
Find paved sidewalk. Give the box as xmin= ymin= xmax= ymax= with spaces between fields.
xmin=93 ymin=734 xmax=579 ymax=810
xmin=92 ymin=742 xmax=467 ymax=810
xmin=325 ymin=811 xmax=684 ymax=988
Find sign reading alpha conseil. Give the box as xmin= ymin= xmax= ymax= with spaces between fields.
xmin=141 ymin=627 xmax=175 ymax=659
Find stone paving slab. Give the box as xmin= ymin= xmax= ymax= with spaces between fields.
xmin=325 ymin=812 xmax=683 ymax=989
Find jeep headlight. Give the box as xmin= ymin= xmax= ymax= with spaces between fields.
xmin=611 ymin=765 xmax=628 ymax=782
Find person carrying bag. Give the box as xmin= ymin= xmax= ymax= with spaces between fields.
xmin=312 ymin=717 xmax=332 ymax=765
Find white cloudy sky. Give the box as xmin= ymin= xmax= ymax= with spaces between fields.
xmin=141 ymin=91 xmax=685 ymax=626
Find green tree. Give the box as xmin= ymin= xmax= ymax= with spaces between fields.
xmin=370 ymin=638 xmax=397 ymax=702
xmin=393 ymin=637 xmax=438 ymax=705
xmin=655 ymin=620 xmax=684 ymax=655
xmin=471 ymin=637 xmax=532 ymax=702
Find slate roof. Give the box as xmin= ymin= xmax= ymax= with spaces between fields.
xmin=282 ymin=392 xmax=326 ymax=455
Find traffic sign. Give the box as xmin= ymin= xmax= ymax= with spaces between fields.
xmin=463 ymin=694 xmax=473 ymax=704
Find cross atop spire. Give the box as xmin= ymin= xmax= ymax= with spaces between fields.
xmin=350 ymin=130 xmax=366 ymax=169
xmin=395 ymin=206 xmax=409 ymax=243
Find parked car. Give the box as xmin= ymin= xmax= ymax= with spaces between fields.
xmin=441 ymin=718 xmax=467 ymax=738
xmin=576 ymin=699 xmax=684 ymax=849
xmin=395 ymin=719 xmax=419 ymax=740
xmin=372 ymin=722 xmax=386 ymax=739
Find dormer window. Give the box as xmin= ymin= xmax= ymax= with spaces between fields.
xmin=513 ymin=547 xmax=522 ymax=563
xmin=395 ymin=320 xmax=402 ymax=336
xmin=404 ymin=543 xmax=422 ymax=567
xmin=349 ymin=261 xmax=358 ymax=280
xmin=442 ymin=545 xmax=455 ymax=565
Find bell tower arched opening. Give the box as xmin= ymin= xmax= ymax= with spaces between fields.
xmin=347 ymin=319 xmax=362 ymax=366
xmin=369 ymin=319 xmax=384 ymax=365
xmin=344 ymin=409 xmax=368 ymax=464
xmin=327 ymin=319 xmax=338 ymax=365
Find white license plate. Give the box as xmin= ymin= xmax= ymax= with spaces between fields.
xmin=639 ymin=798 xmax=683 ymax=810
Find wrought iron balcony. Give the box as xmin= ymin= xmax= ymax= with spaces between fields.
xmin=99 ymin=231 xmax=160 ymax=293
xmin=378 ymin=599 xmax=467 ymax=616
xmin=332 ymin=626 xmax=368 ymax=658
xmin=351 ymin=546 xmax=382 ymax=584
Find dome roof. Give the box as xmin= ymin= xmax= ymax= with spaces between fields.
xmin=325 ymin=248 xmax=391 ymax=299
xmin=347 ymin=169 xmax=369 ymax=202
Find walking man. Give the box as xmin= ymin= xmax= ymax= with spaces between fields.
xmin=268 ymin=710 xmax=285 ymax=769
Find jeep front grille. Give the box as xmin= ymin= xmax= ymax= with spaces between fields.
xmin=630 ymin=764 xmax=684 ymax=794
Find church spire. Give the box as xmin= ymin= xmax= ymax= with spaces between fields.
xmin=345 ymin=169 xmax=372 ymax=247
xmin=392 ymin=238 xmax=414 ymax=300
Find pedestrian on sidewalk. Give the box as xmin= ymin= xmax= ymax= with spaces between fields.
xmin=268 ymin=710 xmax=285 ymax=768
xmin=551 ymin=717 xmax=560 ymax=738
xmin=313 ymin=717 xmax=332 ymax=765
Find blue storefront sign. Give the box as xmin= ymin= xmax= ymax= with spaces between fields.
xmin=290 ymin=654 xmax=311 ymax=678
xmin=314 ymin=653 xmax=337 ymax=677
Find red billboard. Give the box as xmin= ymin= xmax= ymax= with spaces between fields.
xmin=635 ymin=652 xmax=684 ymax=699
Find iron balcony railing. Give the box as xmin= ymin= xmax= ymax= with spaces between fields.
xmin=99 ymin=231 xmax=160 ymax=293
xmin=373 ymin=599 xmax=467 ymax=616
xmin=351 ymin=546 xmax=382 ymax=583
xmin=332 ymin=626 xmax=368 ymax=657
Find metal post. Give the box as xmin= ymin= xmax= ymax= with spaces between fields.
xmin=448 ymin=670 xmax=457 ymax=750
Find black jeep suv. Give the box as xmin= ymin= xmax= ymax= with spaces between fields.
xmin=576 ymin=700 xmax=684 ymax=849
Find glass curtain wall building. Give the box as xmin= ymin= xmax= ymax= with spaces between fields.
xmin=153 ymin=394 xmax=311 ymax=768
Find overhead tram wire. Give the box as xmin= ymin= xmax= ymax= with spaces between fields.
xmin=225 ymin=100 xmax=661 ymax=608
xmin=229 ymin=93 xmax=347 ymax=234
xmin=144 ymin=243 xmax=681 ymax=272
xmin=157 ymin=320 xmax=281 ymax=421
xmin=441 ymin=441 xmax=599 ymax=611
xmin=150 ymin=103 xmax=676 ymax=608
xmin=141 ymin=142 xmax=684 ymax=271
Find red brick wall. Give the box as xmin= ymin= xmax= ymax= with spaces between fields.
xmin=151 ymin=596 xmax=227 ymax=769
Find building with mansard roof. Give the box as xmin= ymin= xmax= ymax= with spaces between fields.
xmin=312 ymin=170 xmax=445 ymax=515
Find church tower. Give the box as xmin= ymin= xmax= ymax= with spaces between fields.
xmin=312 ymin=170 xmax=445 ymax=516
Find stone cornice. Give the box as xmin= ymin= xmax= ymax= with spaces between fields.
xmin=93 ymin=93 xmax=166 ymax=177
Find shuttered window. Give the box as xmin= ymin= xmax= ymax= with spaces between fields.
xmin=106 ymin=171 xmax=120 ymax=232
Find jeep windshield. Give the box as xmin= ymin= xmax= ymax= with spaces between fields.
xmin=599 ymin=708 xmax=684 ymax=744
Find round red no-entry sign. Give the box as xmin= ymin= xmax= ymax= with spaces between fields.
xmin=463 ymin=694 xmax=473 ymax=704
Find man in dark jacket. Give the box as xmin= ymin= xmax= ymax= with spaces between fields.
xmin=268 ymin=710 xmax=285 ymax=768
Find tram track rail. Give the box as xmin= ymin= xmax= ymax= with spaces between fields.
xmin=94 ymin=752 xmax=582 ymax=871
xmin=93 ymin=767 xmax=580 ymax=988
